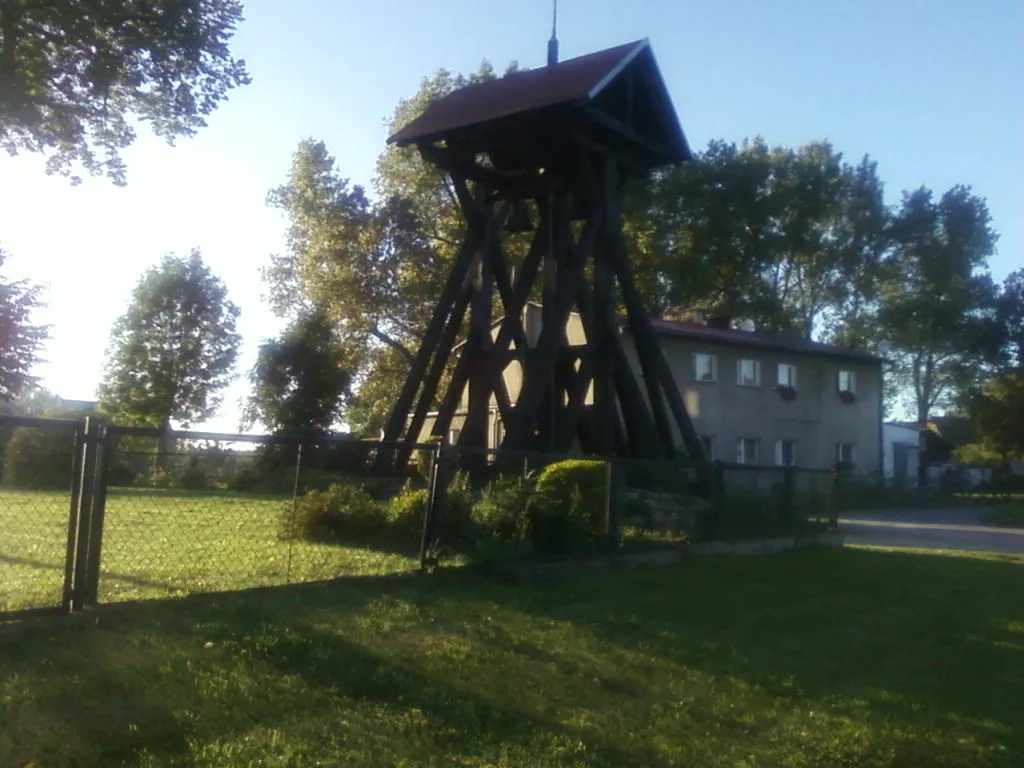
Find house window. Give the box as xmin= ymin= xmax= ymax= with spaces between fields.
xmin=736 ymin=438 xmax=760 ymax=465
xmin=699 ymin=435 xmax=714 ymax=460
xmin=447 ymin=428 xmax=461 ymax=445
xmin=837 ymin=443 xmax=856 ymax=466
xmin=777 ymin=363 xmax=797 ymax=388
xmin=693 ymin=353 xmax=717 ymax=382
xmin=737 ymin=359 xmax=761 ymax=387
xmin=838 ymin=370 xmax=857 ymax=393
xmin=775 ymin=439 xmax=798 ymax=466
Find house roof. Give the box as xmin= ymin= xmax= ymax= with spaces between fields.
xmin=388 ymin=40 xmax=691 ymax=167
xmin=632 ymin=317 xmax=884 ymax=364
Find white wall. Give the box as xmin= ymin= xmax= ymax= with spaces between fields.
xmin=883 ymin=423 xmax=920 ymax=486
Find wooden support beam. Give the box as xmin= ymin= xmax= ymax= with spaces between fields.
xmin=431 ymin=350 xmax=471 ymax=441
xmin=590 ymin=156 xmax=618 ymax=456
xmin=585 ymin=107 xmax=674 ymax=163
xmin=401 ymin=281 xmax=474 ymax=462
xmin=502 ymin=206 xmax=604 ymax=451
xmin=376 ymin=191 xmax=483 ymax=453
xmin=606 ymin=225 xmax=706 ymax=462
xmin=575 ymin=278 xmax=662 ymax=458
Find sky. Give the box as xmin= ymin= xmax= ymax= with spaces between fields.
xmin=1 ymin=0 xmax=1021 ymax=433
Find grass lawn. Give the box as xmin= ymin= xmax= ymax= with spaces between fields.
xmin=2 ymin=547 xmax=1022 ymax=767
xmin=0 ymin=488 xmax=417 ymax=613
xmin=980 ymin=506 xmax=1024 ymax=528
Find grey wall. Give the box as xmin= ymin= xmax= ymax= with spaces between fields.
xmin=623 ymin=333 xmax=883 ymax=472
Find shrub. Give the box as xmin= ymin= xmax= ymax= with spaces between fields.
xmin=1 ymin=426 xmax=76 ymax=490
xmin=527 ymin=460 xmax=608 ymax=553
xmin=387 ymin=487 xmax=428 ymax=541
xmin=144 ymin=466 xmax=174 ymax=489
xmin=473 ymin=476 xmax=532 ymax=543
xmin=281 ymin=482 xmax=386 ymax=542
xmin=178 ymin=466 xmax=208 ymax=491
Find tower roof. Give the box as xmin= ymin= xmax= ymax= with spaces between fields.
xmin=388 ymin=40 xmax=691 ymax=169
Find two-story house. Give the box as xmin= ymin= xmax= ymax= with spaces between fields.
xmin=418 ymin=304 xmax=883 ymax=473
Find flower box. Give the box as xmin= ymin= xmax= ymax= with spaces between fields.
xmin=838 ymin=390 xmax=857 ymax=404
xmin=776 ymin=385 xmax=797 ymax=401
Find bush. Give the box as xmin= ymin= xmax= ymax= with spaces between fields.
xmin=178 ymin=466 xmax=208 ymax=491
xmin=528 ymin=459 xmax=608 ymax=553
xmin=387 ymin=487 xmax=428 ymax=541
xmin=144 ymin=466 xmax=174 ymax=489
xmin=473 ymin=476 xmax=532 ymax=543
xmin=281 ymin=482 xmax=385 ymax=542
xmin=1 ymin=426 xmax=76 ymax=490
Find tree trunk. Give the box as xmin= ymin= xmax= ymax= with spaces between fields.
xmin=157 ymin=416 xmax=174 ymax=469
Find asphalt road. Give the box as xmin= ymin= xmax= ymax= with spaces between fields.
xmin=838 ymin=508 xmax=1024 ymax=555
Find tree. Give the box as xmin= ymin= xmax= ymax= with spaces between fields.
xmin=639 ymin=139 xmax=889 ymax=339
xmin=0 ymin=248 xmax=48 ymax=400
xmin=0 ymin=0 xmax=250 ymax=184
xmin=878 ymin=186 xmax=1003 ymax=432
xmin=265 ymin=63 xmax=518 ymax=434
xmin=960 ymin=370 xmax=1024 ymax=465
xmin=243 ymin=309 xmax=352 ymax=437
xmin=99 ymin=250 xmax=241 ymax=453
xmin=997 ymin=268 xmax=1024 ymax=367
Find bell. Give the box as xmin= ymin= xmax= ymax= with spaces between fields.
xmin=504 ymin=199 xmax=534 ymax=233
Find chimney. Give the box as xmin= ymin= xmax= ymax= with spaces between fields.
xmin=706 ymin=315 xmax=732 ymax=330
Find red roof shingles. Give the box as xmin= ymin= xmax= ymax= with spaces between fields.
xmin=388 ymin=41 xmax=647 ymax=146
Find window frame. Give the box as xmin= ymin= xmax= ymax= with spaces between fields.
xmin=777 ymin=362 xmax=798 ymax=389
xmin=775 ymin=439 xmax=798 ymax=466
xmin=838 ymin=369 xmax=857 ymax=393
xmin=693 ymin=353 xmax=717 ymax=383
xmin=736 ymin=358 xmax=761 ymax=387
xmin=699 ymin=435 xmax=715 ymax=460
xmin=736 ymin=437 xmax=760 ymax=465
xmin=836 ymin=442 xmax=856 ymax=466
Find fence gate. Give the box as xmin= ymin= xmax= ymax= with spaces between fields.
xmin=0 ymin=416 xmax=110 ymax=621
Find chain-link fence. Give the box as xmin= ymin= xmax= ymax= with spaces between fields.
xmin=1 ymin=413 xmax=842 ymax=619
xmin=421 ymin=447 xmax=839 ymax=565
xmin=94 ymin=429 xmax=430 ymax=604
xmin=0 ymin=417 xmax=82 ymax=617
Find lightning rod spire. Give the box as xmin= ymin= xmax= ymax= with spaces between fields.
xmin=547 ymin=0 xmax=559 ymax=65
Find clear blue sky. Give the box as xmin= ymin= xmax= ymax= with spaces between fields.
xmin=1 ymin=0 xmax=1021 ymax=431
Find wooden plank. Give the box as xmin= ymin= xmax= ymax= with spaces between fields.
xmin=585 ymin=107 xmax=674 ymax=162
xmin=430 ymin=351 xmax=471 ymax=441
xmin=377 ymin=181 xmax=482 ymax=448
xmin=606 ymin=223 xmax=706 ymax=462
xmin=502 ymin=206 xmax=603 ymax=451
xmin=401 ymin=281 xmax=473 ymax=459
xmin=575 ymin=271 xmax=661 ymax=458
xmin=590 ymin=157 xmax=618 ymax=456
xmin=460 ymin=199 xmax=497 ymax=459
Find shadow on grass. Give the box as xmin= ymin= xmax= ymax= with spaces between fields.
xmin=1 ymin=547 xmax=1022 ymax=766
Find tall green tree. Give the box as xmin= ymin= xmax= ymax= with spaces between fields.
xmin=99 ymin=250 xmax=241 ymax=452
xmin=243 ymin=309 xmax=351 ymax=437
xmin=997 ymin=268 xmax=1024 ymax=367
xmin=0 ymin=247 xmax=48 ymax=400
xmin=641 ymin=139 xmax=889 ymax=339
xmin=0 ymin=0 xmax=250 ymax=184
xmin=264 ymin=62 xmax=519 ymax=435
xmin=878 ymin=186 xmax=1003 ymax=429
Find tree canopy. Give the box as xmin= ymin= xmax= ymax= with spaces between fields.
xmin=0 ymin=247 xmax=48 ymax=401
xmin=877 ymin=186 xmax=1003 ymax=426
xmin=243 ymin=308 xmax=352 ymax=437
xmin=99 ymin=249 xmax=241 ymax=431
xmin=0 ymin=0 xmax=250 ymax=184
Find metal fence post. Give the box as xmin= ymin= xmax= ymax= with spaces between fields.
xmin=82 ymin=423 xmax=112 ymax=605
xmin=71 ymin=417 xmax=99 ymax=611
xmin=605 ymin=459 xmax=620 ymax=554
xmin=61 ymin=420 xmax=88 ymax=613
xmin=702 ymin=460 xmax=724 ymax=539
xmin=779 ymin=465 xmax=795 ymax=520
xmin=420 ymin=441 xmax=446 ymax=570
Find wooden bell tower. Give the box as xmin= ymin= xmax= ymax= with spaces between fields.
xmin=376 ymin=40 xmax=706 ymax=468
